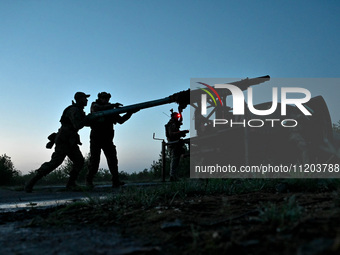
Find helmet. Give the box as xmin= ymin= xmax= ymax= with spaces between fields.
xmin=171 ymin=111 xmax=182 ymax=121
xmin=98 ymin=92 xmax=111 ymax=99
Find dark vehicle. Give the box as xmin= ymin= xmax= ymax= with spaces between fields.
xmin=190 ymin=76 xmax=337 ymax=178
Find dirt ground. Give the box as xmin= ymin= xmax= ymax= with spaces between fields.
xmin=1 ymin=186 xmax=340 ymax=254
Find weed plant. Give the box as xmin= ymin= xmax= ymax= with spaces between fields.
xmin=257 ymin=195 xmax=303 ymax=231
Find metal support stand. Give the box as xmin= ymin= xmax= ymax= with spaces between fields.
xmin=153 ymin=133 xmax=190 ymax=182
xmin=162 ymin=140 xmax=166 ymax=182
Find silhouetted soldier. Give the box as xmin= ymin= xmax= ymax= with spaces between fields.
xmin=86 ymin=92 xmax=135 ymax=188
xmin=165 ymin=109 xmax=189 ymax=181
xmin=25 ymin=92 xmax=90 ymax=193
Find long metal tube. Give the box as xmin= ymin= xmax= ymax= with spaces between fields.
xmin=89 ymin=97 xmax=173 ymax=120
xmin=87 ymin=89 xmax=190 ymax=121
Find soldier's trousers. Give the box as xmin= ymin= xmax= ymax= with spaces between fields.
xmin=87 ymin=139 xmax=119 ymax=184
xmin=35 ymin=142 xmax=84 ymax=184
xmin=169 ymin=143 xmax=183 ymax=177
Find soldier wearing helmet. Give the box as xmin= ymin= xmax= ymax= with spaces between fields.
xmin=25 ymin=92 xmax=91 ymax=192
xmin=165 ymin=109 xmax=189 ymax=181
xmin=86 ymin=92 xmax=136 ymax=188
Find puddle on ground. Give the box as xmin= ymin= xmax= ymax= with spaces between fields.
xmin=0 ymin=182 xmax=163 ymax=213
xmin=0 ymin=197 xmax=86 ymax=212
xmin=0 ymin=194 xmax=111 ymax=212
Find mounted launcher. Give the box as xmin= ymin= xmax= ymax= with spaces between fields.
xmin=86 ymin=89 xmax=191 ymax=121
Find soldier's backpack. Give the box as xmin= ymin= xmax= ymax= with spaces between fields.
xmin=165 ymin=121 xmax=171 ymax=140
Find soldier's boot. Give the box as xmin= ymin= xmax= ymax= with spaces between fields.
xmin=85 ymin=168 xmax=97 ymax=189
xmin=25 ymin=173 xmax=43 ymax=193
xmin=66 ymin=162 xmax=83 ymax=190
xmin=85 ymin=177 xmax=95 ymax=189
xmin=66 ymin=175 xmax=81 ymax=190
xmin=66 ymin=180 xmax=82 ymax=191
xmin=66 ymin=173 xmax=80 ymax=191
xmin=112 ymin=180 xmax=125 ymax=188
xmin=111 ymin=168 xmax=125 ymax=188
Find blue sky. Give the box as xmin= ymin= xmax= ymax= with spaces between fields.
xmin=0 ymin=0 xmax=339 ymax=174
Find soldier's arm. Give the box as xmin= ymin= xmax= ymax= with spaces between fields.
xmin=69 ymin=107 xmax=87 ymax=130
xmin=169 ymin=123 xmax=189 ymax=139
xmin=168 ymin=123 xmax=180 ymax=140
xmin=91 ymin=102 xmax=116 ymax=113
xmin=116 ymin=109 xmax=139 ymax=124
xmin=116 ymin=112 xmax=133 ymax=124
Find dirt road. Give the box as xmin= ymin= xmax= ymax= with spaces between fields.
xmin=1 ymin=184 xmax=340 ymax=254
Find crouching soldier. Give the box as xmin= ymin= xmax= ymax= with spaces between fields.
xmin=25 ymin=92 xmax=91 ymax=192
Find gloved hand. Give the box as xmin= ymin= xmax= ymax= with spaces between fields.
xmin=112 ymin=102 xmax=123 ymax=108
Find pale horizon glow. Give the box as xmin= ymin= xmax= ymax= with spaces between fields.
xmin=0 ymin=1 xmax=339 ymax=174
